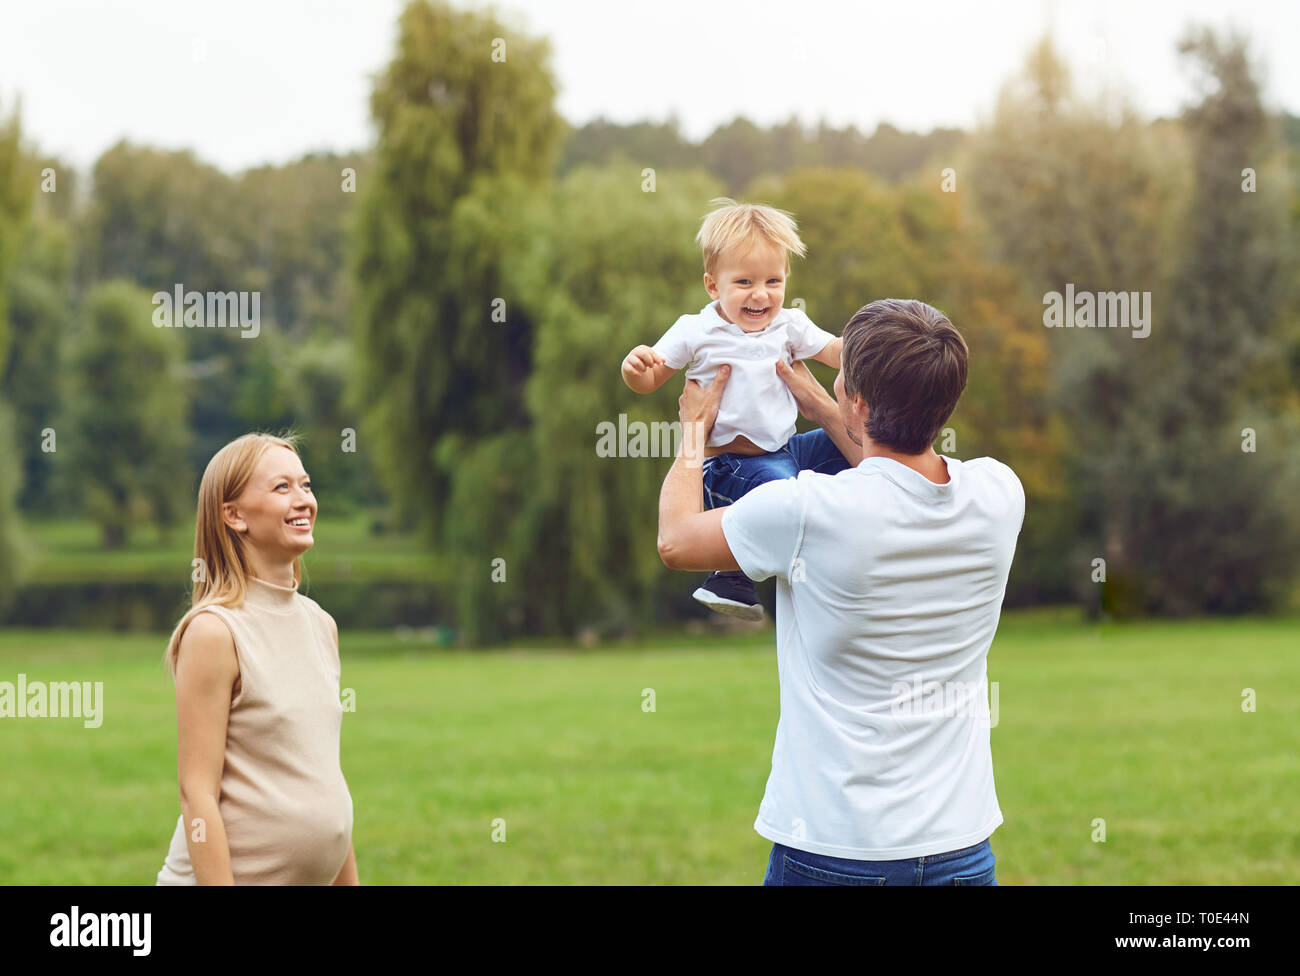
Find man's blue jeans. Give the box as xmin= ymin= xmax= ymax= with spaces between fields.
xmin=703 ymin=429 xmax=850 ymax=510
xmin=763 ymin=838 xmax=998 ymax=886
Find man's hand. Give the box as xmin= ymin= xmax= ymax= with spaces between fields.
xmin=775 ymin=358 xmax=834 ymax=422
xmin=776 ymin=358 xmax=865 ymax=466
xmin=677 ymin=365 xmax=731 ymax=446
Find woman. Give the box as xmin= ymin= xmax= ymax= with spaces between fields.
xmin=156 ymin=432 xmax=357 ymax=885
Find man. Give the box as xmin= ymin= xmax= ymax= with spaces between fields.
xmin=658 ymin=298 xmax=1025 ymax=885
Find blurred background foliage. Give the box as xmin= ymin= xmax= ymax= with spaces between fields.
xmin=0 ymin=0 xmax=1297 ymax=638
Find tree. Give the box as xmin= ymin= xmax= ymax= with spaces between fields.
xmin=283 ymin=335 xmax=383 ymax=514
xmin=5 ymin=209 xmax=72 ymax=514
xmin=79 ymin=142 xmax=257 ymax=483
xmin=700 ymin=117 xmax=769 ymax=194
xmin=560 ymin=115 xmax=698 ymax=174
xmin=1110 ymin=29 xmax=1299 ymax=613
xmin=62 ymin=281 xmax=192 ymax=548
xmin=0 ymin=96 xmax=36 ymax=612
xmin=967 ymin=32 xmax=1300 ymax=614
xmin=351 ymin=0 xmax=564 ymax=547
xmin=78 ymin=142 xmax=382 ymax=507
xmin=233 ymin=151 xmax=367 ymax=342
xmin=445 ymin=163 xmax=723 ymax=641
xmin=966 ymin=38 xmax=1185 ymax=613
xmin=565 ymin=115 xmax=965 ymax=188
xmin=79 ymin=142 xmax=243 ymax=301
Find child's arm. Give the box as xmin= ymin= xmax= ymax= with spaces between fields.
xmin=622 ymin=344 xmax=679 ymax=394
xmin=809 ymin=336 xmax=842 ymax=370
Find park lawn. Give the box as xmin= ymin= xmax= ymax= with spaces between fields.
xmin=0 ymin=610 xmax=1295 ymax=884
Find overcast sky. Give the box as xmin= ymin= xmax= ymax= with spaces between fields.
xmin=1 ymin=0 xmax=1296 ymax=174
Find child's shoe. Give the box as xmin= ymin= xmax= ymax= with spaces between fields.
xmin=693 ymin=571 xmax=764 ymax=621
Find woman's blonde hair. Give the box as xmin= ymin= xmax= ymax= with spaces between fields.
xmin=163 ymin=431 xmax=305 ymax=679
xmin=696 ymin=197 xmax=807 ymax=276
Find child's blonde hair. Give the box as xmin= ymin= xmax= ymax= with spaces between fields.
xmin=695 ymin=197 xmax=807 ymax=276
xmin=162 ymin=431 xmax=306 ymax=679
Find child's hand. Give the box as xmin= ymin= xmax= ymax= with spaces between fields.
xmin=622 ymin=345 xmax=666 ymax=377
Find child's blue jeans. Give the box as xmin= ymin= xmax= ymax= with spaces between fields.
xmin=702 ymin=429 xmax=850 ymax=510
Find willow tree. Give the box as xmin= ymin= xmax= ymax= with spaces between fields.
xmin=351 ymin=0 xmax=563 ymax=547
xmin=0 ymin=98 xmax=35 ymax=611
xmin=444 ymin=164 xmax=723 ymax=641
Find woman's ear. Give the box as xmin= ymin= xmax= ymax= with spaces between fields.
xmin=221 ymin=501 xmax=245 ymax=534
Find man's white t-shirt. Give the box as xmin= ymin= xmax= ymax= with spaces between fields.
xmin=720 ymin=454 xmax=1025 ymax=859
xmin=652 ymin=300 xmax=836 ymax=451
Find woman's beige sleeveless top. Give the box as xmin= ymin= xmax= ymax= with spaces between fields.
xmin=156 ymin=576 xmax=353 ymax=885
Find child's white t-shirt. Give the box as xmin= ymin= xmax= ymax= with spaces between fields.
xmin=652 ymin=300 xmax=837 ymax=451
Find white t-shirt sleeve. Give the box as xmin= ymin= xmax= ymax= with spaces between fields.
xmin=720 ymin=475 xmax=807 ymax=582
xmin=651 ymin=315 xmax=696 ymax=370
xmin=1003 ymin=461 xmax=1027 ymax=532
xmin=786 ymin=307 xmax=837 ymax=360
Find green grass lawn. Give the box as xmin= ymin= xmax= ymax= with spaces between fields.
xmin=0 ymin=609 xmax=1295 ymax=884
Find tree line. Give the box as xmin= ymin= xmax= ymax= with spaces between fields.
xmin=1 ymin=0 xmax=1297 ymax=639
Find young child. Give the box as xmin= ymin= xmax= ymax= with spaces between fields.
xmin=621 ymin=198 xmax=845 ymax=620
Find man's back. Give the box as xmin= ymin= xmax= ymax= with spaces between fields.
xmin=721 ymin=454 xmax=1025 ymax=859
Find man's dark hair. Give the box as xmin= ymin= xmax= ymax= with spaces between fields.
xmin=840 ymin=299 xmax=969 ymax=454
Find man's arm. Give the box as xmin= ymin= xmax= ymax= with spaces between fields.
xmin=775 ymin=358 xmax=865 ymax=466
xmin=656 ymin=366 xmax=741 ymax=572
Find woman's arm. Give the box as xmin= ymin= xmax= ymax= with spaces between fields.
xmin=332 ymin=844 xmax=359 ymax=885
xmin=324 ymin=612 xmax=359 ymax=886
xmin=173 ymin=612 xmax=239 ymax=885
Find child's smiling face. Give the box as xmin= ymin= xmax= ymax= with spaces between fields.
xmin=704 ymin=242 xmax=789 ymax=332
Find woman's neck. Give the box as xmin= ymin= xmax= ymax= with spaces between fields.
xmin=243 ymin=552 xmax=297 ymax=589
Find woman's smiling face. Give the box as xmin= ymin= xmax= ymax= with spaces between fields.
xmin=224 ymin=445 xmax=316 ymax=557
xmin=704 ymin=242 xmax=789 ymax=332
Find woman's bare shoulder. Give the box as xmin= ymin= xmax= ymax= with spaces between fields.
xmin=182 ymin=609 xmax=234 ymax=642
xmin=176 ymin=611 xmax=238 ymax=677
